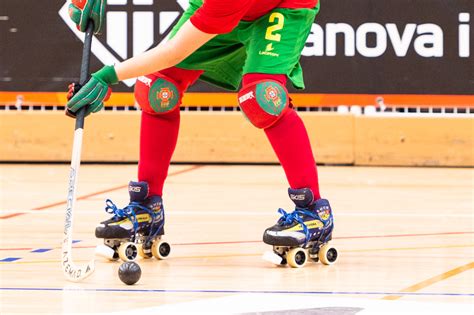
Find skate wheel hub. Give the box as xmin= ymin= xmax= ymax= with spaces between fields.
xmin=118 ymin=242 xmax=138 ymax=262
xmin=152 ymin=240 xmax=171 ymax=260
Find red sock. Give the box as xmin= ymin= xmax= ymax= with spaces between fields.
xmin=243 ymin=73 xmax=321 ymax=200
xmin=138 ymin=109 xmax=180 ymax=197
xmin=137 ymin=67 xmax=202 ymax=197
xmin=264 ymin=109 xmax=321 ymax=200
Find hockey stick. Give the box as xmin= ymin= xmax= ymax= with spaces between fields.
xmin=62 ymin=22 xmax=95 ymax=282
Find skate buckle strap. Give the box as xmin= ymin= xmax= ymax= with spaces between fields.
xmin=277 ymin=208 xmax=318 ymax=247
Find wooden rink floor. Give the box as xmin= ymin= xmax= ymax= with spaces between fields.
xmin=0 ymin=164 xmax=473 ymax=314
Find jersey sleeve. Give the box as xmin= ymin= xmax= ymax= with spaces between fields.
xmin=190 ymin=0 xmax=254 ymax=34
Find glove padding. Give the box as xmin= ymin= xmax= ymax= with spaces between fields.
xmin=66 ymin=65 xmax=117 ymax=117
xmin=69 ymin=0 xmax=106 ymax=35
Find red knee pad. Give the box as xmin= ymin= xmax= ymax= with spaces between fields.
xmin=238 ymin=80 xmax=290 ymax=129
xmin=135 ymin=73 xmax=182 ymax=115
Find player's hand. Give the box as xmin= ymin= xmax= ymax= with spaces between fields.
xmin=66 ymin=65 xmax=118 ymax=117
xmin=65 ymin=82 xmax=83 ymax=118
xmin=68 ymin=0 xmax=106 ymax=35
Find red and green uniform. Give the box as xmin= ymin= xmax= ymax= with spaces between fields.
xmin=137 ymin=0 xmax=322 ymax=200
xmin=66 ymin=1 xmax=325 ymax=224
xmin=172 ymin=0 xmax=320 ymax=90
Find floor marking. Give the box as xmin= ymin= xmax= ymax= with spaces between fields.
xmin=1 ymin=231 xmax=473 ymax=252
xmin=2 ymin=208 xmax=474 ymax=217
xmin=30 ymin=248 xmax=53 ymax=253
xmin=382 ymin=261 xmax=474 ymax=300
xmin=2 ymin=244 xmax=473 ymax=265
xmin=0 ymin=287 xmax=472 ymax=297
xmin=348 ymin=244 xmax=474 ymax=253
xmin=0 ymin=257 xmax=21 ymax=262
xmin=0 ymin=165 xmax=202 ymax=220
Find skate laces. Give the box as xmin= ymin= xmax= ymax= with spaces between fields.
xmin=105 ymin=199 xmax=150 ymax=233
xmin=277 ymin=208 xmax=319 ymax=246
xmin=104 ymin=199 xmax=163 ymax=241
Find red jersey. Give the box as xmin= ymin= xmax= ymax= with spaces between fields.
xmin=190 ymin=0 xmax=318 ymax=34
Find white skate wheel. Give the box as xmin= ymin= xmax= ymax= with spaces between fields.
xmin=287 ymin=248 xmax=308 ymax=268
xmin=318 ymin=244 xmax=338 ymax=265
xmin=95 ymin=244 xmax=118 ymax=261
xmin=262 ymin=251 xmax=284 ymax=265
xmin=152 ymin=240 xmax=171 ymax=260
xmin=137 ymin=243 xmax=152 ymax=259
xmin=118 ymin=242 xmax=138 ymax=262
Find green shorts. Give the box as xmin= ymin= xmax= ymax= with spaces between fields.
xmin=170 ymin=0 xmax=320 ymax=91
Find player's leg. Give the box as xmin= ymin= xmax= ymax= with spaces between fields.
xmin=136 ymin=67 xmax=203 ymax=197
xmin=238 ymin=74 xmax=334 ymax=263
xmin=241 ymin=73 xmax=321 ymax=199
xmin=95 ymin=67 xmax=202 ymax=262
xmin=238 ymin=4 xmax=337 ymax=266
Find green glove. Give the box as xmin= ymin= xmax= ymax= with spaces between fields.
xmin=69 ymin=0 xmax=106 ymax=35
xmin=67 ymin=65 xmax=118 ymax=116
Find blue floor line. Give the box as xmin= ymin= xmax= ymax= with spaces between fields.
xmin=0 ymin=287 xmax=472 ymax=297
xmin=0 ymin=258 xmax=21 ymax=262
xmin=31 ymin=248 xmax=52 ymax=253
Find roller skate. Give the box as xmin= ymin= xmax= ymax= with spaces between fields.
xmin=262 ymin=188 xmax=338 ymax=268
xmin=94 ymin=181 xmax=171 ymax=262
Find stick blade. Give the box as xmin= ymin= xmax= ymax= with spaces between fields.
xmin=63 ymin=258 xmax=95 ymax=282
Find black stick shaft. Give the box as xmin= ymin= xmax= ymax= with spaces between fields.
xmin=75 ymin=23 xmax=94 ymax=130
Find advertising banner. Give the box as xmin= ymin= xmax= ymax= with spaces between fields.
xmin=1 ymin=0 xmax=472 ymax=95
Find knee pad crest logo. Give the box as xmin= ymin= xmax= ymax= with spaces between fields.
xmin=157 ymin=87 xmax=174 ymax=108
xmin=59 ymin=0 xmax=189 ymax=87
xmin=149 ymin=79 xmax=179 ymax=113
xmin=264 ymin=85 xmax=282 ymax=107
xmin=256 ymin=82 xmax=288 ymax=116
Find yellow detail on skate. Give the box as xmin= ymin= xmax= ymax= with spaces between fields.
xmin=285 ymin=220 xmax=324 ymax=232
xmin=109 ymin=214 xmax=151 ymax=226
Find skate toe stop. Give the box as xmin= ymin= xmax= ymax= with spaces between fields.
xmin=95 ymin=244 xmax=116 ymax=260
xmin=262 ymin=251 xmax=283 ymax=265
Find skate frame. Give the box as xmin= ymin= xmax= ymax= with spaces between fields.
xmin=61 ymin=22 xmax=95 ymax=282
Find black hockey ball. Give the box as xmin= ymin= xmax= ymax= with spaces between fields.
xmin=118 ymin=261 xmax=141 ymax=285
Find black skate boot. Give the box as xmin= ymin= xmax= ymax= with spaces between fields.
xmin=95 ymin=181 xmax=170 ymax=262
xmin=262 ymin=188 xmax=337 ymax=268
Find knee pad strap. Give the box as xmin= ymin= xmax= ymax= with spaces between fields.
xmin=135 ymin=74 xmax=181 ymax=115
xmin=238 ymin=80 xmax=289 ymax=129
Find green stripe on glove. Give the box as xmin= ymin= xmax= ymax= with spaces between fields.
xmin=67 ymin=65 xmax=118 ymax=116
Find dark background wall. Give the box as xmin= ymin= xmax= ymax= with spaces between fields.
xmin=0 ymin=0 xmax=472 ymax=94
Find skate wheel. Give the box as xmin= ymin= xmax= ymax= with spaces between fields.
xmin=286 ymin=248 xmax=307 ymax=268
xmin=151 ymin=240 xmax=171 ymax=260
xmin=95 ymin=244 xmax=119 ymax=261
xmin=318 ymin=244 xmax=338 ymax=265
xmin=118 ymin=242 xmax=138 ymax=262
xmin=137 ymin=243 xmax=153 ymax=259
